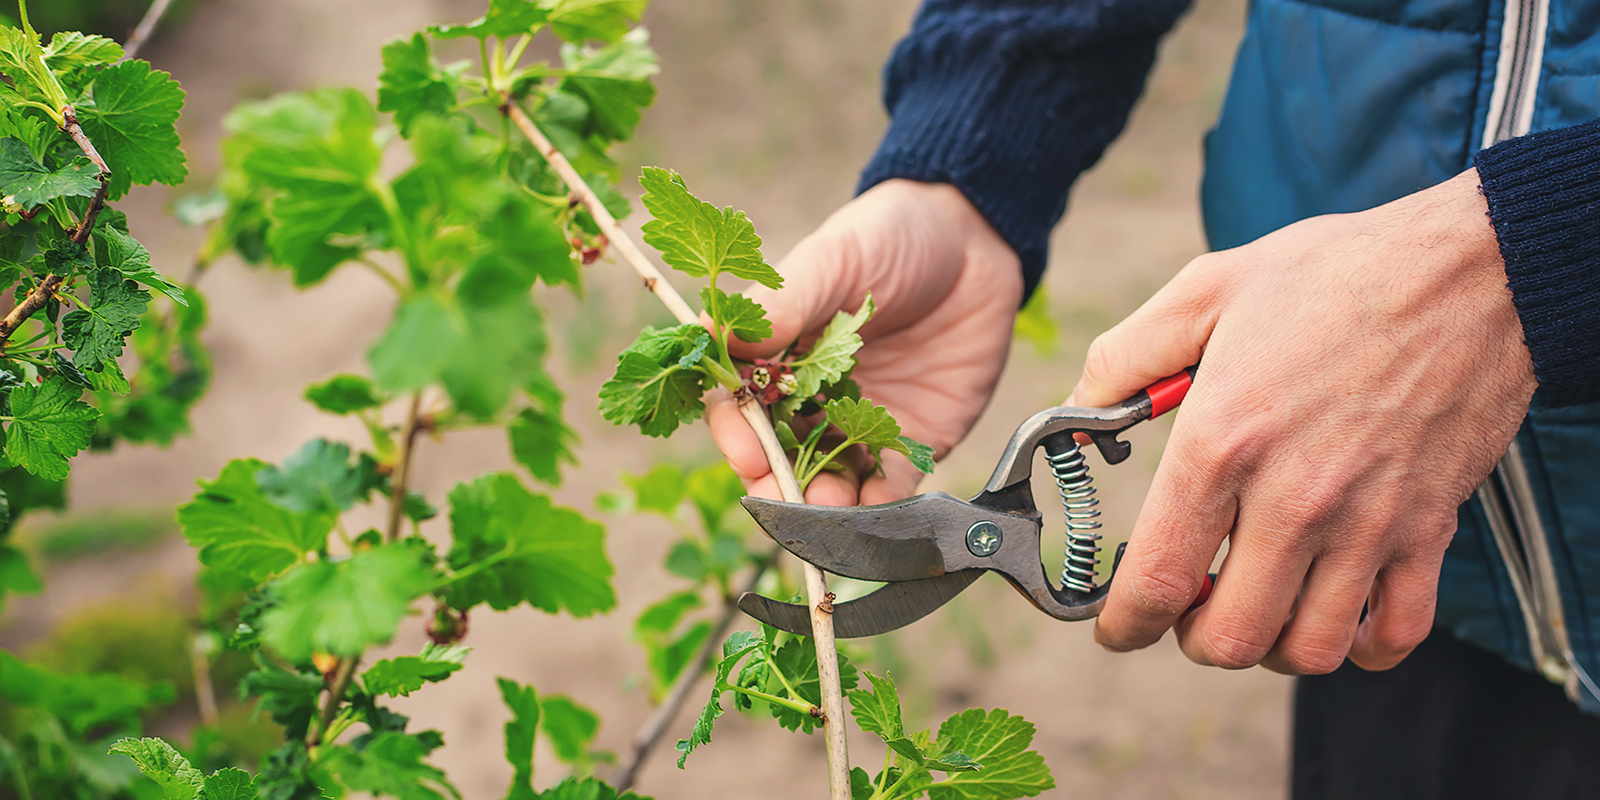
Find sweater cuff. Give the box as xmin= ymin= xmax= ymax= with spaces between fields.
xmin=1476 ymin=119 xmax=1600 ymax=408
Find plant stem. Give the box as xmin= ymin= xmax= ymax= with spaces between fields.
xmin=121 ymin=0 xmax=174 ymax=62
xmin=356 ymin=256 xmax=408 ymax=295
xmin=0 ymin=107 xmax=110 ymax=350
xmin=190 ymin=633 xmax=219 ymax=727
xmin=729 ymin=686 xmax=814 ymax=717
xmin=507 ymin=99 xmax=852 ymax=800
xmin=386 ymin=393 xmax=425 ymax=543
xmin=308 ymin=656 xmax=359 ymax=746
xmin=610 ymin=546 xmax=780 ymax=793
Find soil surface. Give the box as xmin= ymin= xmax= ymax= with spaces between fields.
xmin=5 ymin=0 xmax=1293 ymax=797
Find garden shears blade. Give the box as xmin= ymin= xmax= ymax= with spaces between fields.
xmin=738 ymin=367 xmax=1214 ymax=638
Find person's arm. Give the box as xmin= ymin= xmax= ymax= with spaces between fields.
xmin=859 ymin=0 xmax=1194 ymax=299
xmin=1476 ymin=118 xmax=1600 ymax=408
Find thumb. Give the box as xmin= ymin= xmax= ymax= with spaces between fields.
xmin=1070 ymin=258 xmax=1226 ymax=407
xmin=725 ymin=226 xmax=865 ymax=362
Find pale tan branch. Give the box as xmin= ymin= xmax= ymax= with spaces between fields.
xmin=121 ymin=0 xmax=175 ymax=62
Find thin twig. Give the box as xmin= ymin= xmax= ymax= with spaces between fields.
xmin=191 ymin=634 xmax=219 ymax=727
xmin=611 ymin=547 xmax=782 ymax=793
xmin=0 ymin=106 xmax=109 ymax=349
xmin=386 ymin=393 xmax=426 ymax=543
xmin=309 ymin=656 xmax=359 ymax=746
xmin=503 ymin=100 xmax=852 ymax=799
xmin=121 ymin=0 xmax=174 ymax=62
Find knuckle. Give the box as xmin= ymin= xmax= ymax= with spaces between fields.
xmin=1201 ymin=626 xmax=1274 ymax=670
xmin=1122 ymin=564 xmax=1203 ymax=618
xmin=1279 ymin=638 xmax=1349 ymax=675
xmin=1370 ymin=613 xmax=1433 ymax=662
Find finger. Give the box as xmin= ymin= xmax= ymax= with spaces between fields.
xmin=1094 ymin=423 xmax=1241 ymax=652
xmin=1070 ymin=254 xmax=1229 ymax=408
xmin=1256 ymin=557 xmax=1375 ymax=675
xmin=1348 ymin=555 xmax=1441 ymax=671
xmin=706 ymin=388 xmax=773 ymax=487
xmin=804 ymin=469 xmax=860 ymax=507
xmin=1173 ymin=534 xmax=1312 ymax=669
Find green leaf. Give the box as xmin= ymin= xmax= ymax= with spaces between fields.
xmin=545 ymin=0 xmax=648 ymax=43
xmin=498 ymin=677 xmax=539 ymax=800
xmin=223 ymin=90 xmax=384 ymax=285
xmin=0 ymin=544 xmax=40 ymax=612
xmin=558 ymin=28 xmax=657 ymax=142
xmin=43 ymin=31 xmax=124 ymax=72
xmin=363 ymin=644 xmax=470 ymax=697
xmin=895 ymin=435 xmax=937 ymax=474
xmin=177 ymin=458 xmax=334 ymax=582
xmin=202 ymin=768 xmax=258 ymax=800
xmin=509 ymin=404 xmax=577 ymax=486
xmin=444 ymin=473 xmax=616 ymax=616
xmin=0 ymin=26 xmax=66 ymax=112
xmin=377 ymin=33 xmax=462 ymax=137
xmin=769 ymin=637 xmax=859 ymax=734
xmin=430 ymin=0 xmax=549 ymax=39
xmin=0 ymin=136 xmax=99 ymax=208
xmin=685 ymin=462 xmax=743 ymax=534
xmin=1013 ymin=286 xmax=1057 ymax=357
xmin=0 ymin=651 xmax=170 ymax=737
xmin=3 ymin=377 xmax=98 ymax=481
xmin=625 ymin=464 xmax=684 ymax=514
xmin=676 ymin=631 xmax=767 ymax=768
xmin=77 ymin=60 xmax=187 ymax=199
xmin=928 ymin=709 xmax=1054 ymax=799
xmin=62 ymin=267 xmax=150 ymax=372
xmin=701 ymin=286 xmax=771 ymax=344
xmin=848 ymin=670 xmax=906 ymax=742
xmin=45 ymin=238 xmax=95 ymax=275
xmin=597 ymin=323 xmax=712 ymax=438
xmin=540 ymin=777 xmax=654 ymax=800
xmin=823 ymin=397 xmax=936 ymax=475
xmin=369 ymin=292 xmax=550 ymax=419
xmin=255 ymin=438 xmax=363 ymax=515
xmin=634 ymin=590 xmax=700 ymax=638
xmin=637 ymin=167 xmax=780 ymax=289
xmin=791 ymin=294 xmax=872 ymax=399
xmin=541 ymin=695 xmax=600 ymax=765
xmin=369 ymin=293 xmax=457 ymax=392
xmin=107 ymin=738 xmax=202 ymax=800
xmin=240 ymin=653 xmax=322 ymax=740
xmin=259 ymin=544 xmax=435 ymax=661
xmin=95 ymin=225 xmax=187 ymax=306
xmin=324 ymin=732 xmax=459 ymax=800
xmin=305 ymin=373 xmax=382 ymax=414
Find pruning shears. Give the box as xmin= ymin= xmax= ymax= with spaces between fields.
xmin=737 ymin=366 xmax=1214 ymax=638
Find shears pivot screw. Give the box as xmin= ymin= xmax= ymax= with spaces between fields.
xmin=966 ymin=521 xmax=1002 ymax=557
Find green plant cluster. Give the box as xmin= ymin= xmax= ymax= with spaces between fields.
xmin=1 ymin=0 xmax=1061 ymax=797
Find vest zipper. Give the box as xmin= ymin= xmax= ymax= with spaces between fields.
xmin=1472 ymin=0 xmax=1594 ymax=703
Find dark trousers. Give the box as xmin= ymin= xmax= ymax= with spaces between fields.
xmin=1293 ymin=628 xmax=1600 ymax=799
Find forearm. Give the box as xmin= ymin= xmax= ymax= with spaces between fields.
xmin=859 ymin=0 xmax=1193 ymax=298
xmin=1476 ymin=118 xmax=1600 ymax=408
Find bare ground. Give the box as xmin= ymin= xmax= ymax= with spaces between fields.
xmin=5 ymin=0 xmax=1291 ymax=797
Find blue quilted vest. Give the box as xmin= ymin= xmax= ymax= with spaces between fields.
xmin=1203 ymin=0 xmax=1600 ymax=711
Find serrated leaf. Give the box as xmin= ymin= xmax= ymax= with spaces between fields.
xmin=240 ymin=653 xmax=322 ymax=740
xmin=558 ymin=28 xmax=657 ymax=142
xmin=676 ymin=631 xmax=766 ymax=768
xmin=369 ymin=291 xmax=550 ymax=419
xmin=769 ymin=637 xmax=859 ymax=733
xmin=255 ymin=438 xmax=363 ymax=515
xmin=701 ymin=286 xmax=771 ymax=344
xmin=202 ymin=767 xmax=257 ymax=800
xmin=77 ymin=60 xmax=187 ymax=199
xmin=928 ymin=709 xmax=1054 ymax=799
xmin=223 ymin=90 xmax=384 ymax=285
xmin=0 ymin=27 xmax=65 ymax=112
xmin=430 ymin=0 xmax=549 ymax=39
xmin=893 ymin=435 xmax=937 ymax=474
xmin=598 ymin=323 xmax=713 ymax=438
xmin=498 ymin=678 xmax=539 ymax=800
xmin=363 ymin=644 xmax=469 ymax=697
xmin=108 ymin=738 xmax=202 ymax=800
xmin=638 ymin=168 xmax=780 ymax=289
xmin=95 ymin=225 xmax=187 ymax=305
xmin=0 ymin=136 xmax=99 ymax=208
xmin=509 ymin=404 xmax=577 ymax=486
xmin=324 ymin=732 xmax=460 ymax=800
xmin=260 ymin=544 xmax=435 ymax=661
xmin=824 ymin=396 xmax=900 ymax=450
xmin=378 ymin=33 xmax=461 ymax=136
xmin=3 ymin=378 xmax=98 ymax=481
xmin=62 ymin=267 xmax=150 ymax=372
xmin=847 ymin=670 xmax=906 ymax=741
xmin=369 ymin=293 xmax=458 ymax=392
xmin=305 ymin=373 xmax=382 ymax=414
xmin=545 ymin=0 xmax=648 ymax=43
xmin=444 ymin=473 xmax=615 ymax=615
xmin=791 ymin=294 xmax=872 ymax=398
xmin=43 ymin=31 xmax=124 ymax=71
xmin=45 ymin=239 xmax=95 ymax=276
xmin=541 ymin=695 xmax=599 ymax=765
xmin=178 ymin=458 xmax=334 ymax=582
xmin=540 ymin=777 xmax=654 ymax=800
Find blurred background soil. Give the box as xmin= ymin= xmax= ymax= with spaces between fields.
xmin=2 ymin=0 xmax=1292 ymax=797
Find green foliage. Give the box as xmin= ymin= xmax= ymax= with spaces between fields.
xmin=177 ymin=458 xmax=334 ymax=583
xmin=322 ymin=730 xmax=460 ymax=800
xmin=258 ymin=544 xmax=435 ymax=661
xmin=499 ymin=677 xmax=540 ymax=800
xmin=363 ymin=644 xmax=469 ymax=698
xmin=638 ymin=167 xmax=780 ymax=290
xmin=790 ymin=293 xmax=873 ymax=400
xmin=303 ymin=374 xmax=382 ymax=415
xmin=254 ymin=438 xmax=364 ymax=515
xmin=597 ymin=323 xmax=714 ymax=437
xmin=0 ymin=135 xmax=98 ymax=208
xmin=61 ymin=266 xmax=150 ymax=372
xmin=76 ymin=59 xmax=188 ymax=199
xmin=0 ymin=650 xmax=173 ymax=737
xmin=4 ymin=378 xmax=100 ymax=481
xmin=107 ymin=738 xmax=203 ymax=800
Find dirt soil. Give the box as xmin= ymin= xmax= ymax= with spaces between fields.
xmin=5 ymin=0 xmax=1292 ymax=797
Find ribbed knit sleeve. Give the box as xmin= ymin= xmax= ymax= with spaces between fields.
xmin=858 ymin=0 xmax=1193 ymax=299
xmin=1476 ymin=119 xmax=1600 ymax=408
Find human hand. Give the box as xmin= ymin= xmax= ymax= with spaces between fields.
xmin=1073 ymin=168 xmax=1537 ymax=674
xmin=707 ymin=179 xmax=1022 ymax=507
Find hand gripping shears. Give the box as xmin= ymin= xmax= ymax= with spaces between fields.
xmin=737 ymin=367 xmax=1213 ymax=638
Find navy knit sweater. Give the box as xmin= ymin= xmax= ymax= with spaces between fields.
xmin=857 ymin=0 xmax=1600 ymax=408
